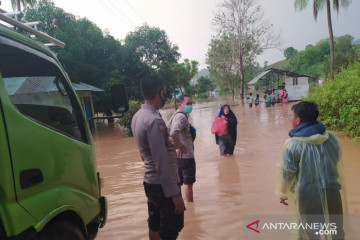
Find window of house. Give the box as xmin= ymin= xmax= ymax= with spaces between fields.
xmin=293 ymin=78 xmax=298 ymax=85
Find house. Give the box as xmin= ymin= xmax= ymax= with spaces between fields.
xmin=3 ymin=76 xmax=104 ymax=125
xmin=248 ymin=68 xmax=311 ymax=101
xmin=72 ymin=82 xmax=104 ymax=121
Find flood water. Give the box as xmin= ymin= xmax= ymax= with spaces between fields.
xmin=94 ymin=99 xmax=360 ymax=240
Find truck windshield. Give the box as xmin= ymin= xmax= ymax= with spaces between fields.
xmin=0 ymin=43 xmax=87 ymax=142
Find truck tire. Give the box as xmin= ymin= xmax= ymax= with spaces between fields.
xmin=37 ymin=221 xmax=86 ymax=240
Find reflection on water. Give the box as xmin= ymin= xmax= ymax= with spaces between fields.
xmin=95 ymin=99 xmax=360 ymax=240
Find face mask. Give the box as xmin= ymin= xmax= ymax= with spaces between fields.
xmin=183 ymin=105 xmax=192 ymax=114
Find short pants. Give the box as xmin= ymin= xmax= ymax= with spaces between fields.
xmin=143 ymin=182 xmax=184 ymax=240
xmin=177 ymin=158 xmax=196 ymax=185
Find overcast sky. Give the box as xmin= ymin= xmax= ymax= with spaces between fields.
xmin=2 ymin=0 xmax=359 ymax=69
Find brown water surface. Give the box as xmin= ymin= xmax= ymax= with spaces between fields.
xmin=94 ymin=99 xmax=360 ymax=240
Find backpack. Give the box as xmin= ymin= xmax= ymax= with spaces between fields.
xmin=255 ymin=97 xmax=260 ymax=104
xmin=169 ymin=112 xmax=196 ymax=142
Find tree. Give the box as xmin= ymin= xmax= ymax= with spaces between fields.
xmin=207 ymin=34 xmax=239 ymax=99
xmin=212 ymin=0 xmax=280 ymax=99
xmin=124 ymin=24 xmax=181 ymax=100
xmin=285 ymin=35 xmax=358 ymax=80
xmin=124 ymin=24 xmax=180 ymax=74
xmin=284 ymin=47 xmax=299 ymax=60
xmin=294 ymin=0 xmax=352 ymax=79
xmin=173 ymin=59 xmax=199 ymax=94
xmin=197 ymin=76 xmax=215 ymax=94
xmin=11 ymin=0 xmax=37 ymax=11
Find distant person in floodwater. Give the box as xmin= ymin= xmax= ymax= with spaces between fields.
xmin=275 ymin=91 xmax=280 ymax=103
xmin=217 ymin=104 xmax=237 ymax=156
xmin=282 ymin=90 xmax=288 ymax=103
xmin=271 ymin=92 xmax=276 ymax=106
xmin=278 ymin=86 xmax=284 ymax=102
xmin=265 ymin=94 xmax=271 ymax=107
xmin=248 ymin=93 xmax=253 ymax=107
xmin=215 ymin=103 xmax=222 ymax=117
xmin=254 ymin=94 xmax=260 ymax=106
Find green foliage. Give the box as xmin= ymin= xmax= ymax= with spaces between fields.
xmin=24 ymin=1 xmax=185 ymax=116
xmin=207 ymin=34 xmax=239 ymax=98
xmin=173 ymin=59 xmax=199 ymax=93
xmin=11 ymin=0 xmax=36 ymax=10
xmin=305 ymin=59 xmax=360 ymax=142
xmin=284 ymin=47 xmax=298 ymax=60
xmin=185 ymin=85 xmax=197 ymax=97
xmin=124 ymin=24 xmax=180 ymax=77
xmin=219 ymin=90 xmax=232 ymax=96
xmin=285 ymin=35 xmax=359 ymax=80
xmin=123 ymin=24 xmax=181 ymax=100
xmin=197 ymin=76 xmax=215 ymax=93
xmin=198 ymin=93 xmax=209 ymax=99
xmin=117 ymin=101 xmax=142 ymax=137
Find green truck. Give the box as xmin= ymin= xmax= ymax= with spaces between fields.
xmin=0 ymin=10 xmax=128 ymax=240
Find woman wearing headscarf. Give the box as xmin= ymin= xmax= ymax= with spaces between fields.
xmin=217 ymin=104 xmax=238 ymax=156
xmin=215 ymin=103 xmax=222 ymax=117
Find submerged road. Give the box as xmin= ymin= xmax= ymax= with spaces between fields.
xmin=94 ymin=99 xmax=360 ymax=240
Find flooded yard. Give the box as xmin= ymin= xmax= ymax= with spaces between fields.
xmin=94 ymin=99 xmax=360 ymax=240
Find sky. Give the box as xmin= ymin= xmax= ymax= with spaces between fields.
xmin=1 ymin=0 xmax=360 ymax=70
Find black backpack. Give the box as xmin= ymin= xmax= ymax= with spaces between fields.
xmin=170 ymin=112 xmax=196 ymax=142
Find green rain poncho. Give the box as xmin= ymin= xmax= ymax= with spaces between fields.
xmin=276 ymin=122 xmax=344 ymax=240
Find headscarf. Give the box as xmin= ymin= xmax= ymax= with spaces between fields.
xmin=215 ymin=103 xmax=222 ymax=117
xmin=218 ymin=104 xmax=238 ymax=145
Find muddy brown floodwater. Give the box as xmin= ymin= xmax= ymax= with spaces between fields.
xmin=94 ymin=99 xmax=360 ymax=240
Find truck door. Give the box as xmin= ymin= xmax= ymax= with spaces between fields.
xmin=0 ymin=39 xmax=100 ymax=222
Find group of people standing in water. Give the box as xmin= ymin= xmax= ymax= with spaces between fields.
xmin=131 ymin=75 xmax=343 ymax=240
xmin=245 ymin=84 xmax=289 ymax=109
xmin=263 ymin=85 xmax=289 ymax=107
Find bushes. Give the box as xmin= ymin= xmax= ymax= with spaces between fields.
xmin=117 ymin=100 xmax=141 ymax=137
xmin=305 ymin=59 xmax=360 ymax=142
xmin=198 ymin=92 xmax=209 ymax=99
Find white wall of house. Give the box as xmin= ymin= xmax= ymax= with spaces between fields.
xmin=285 ymin=77 xmax=309 ymax=101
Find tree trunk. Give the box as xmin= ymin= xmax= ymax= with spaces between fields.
xmin=326 ymin=0 xmax=335 ymax=79
xmin=17 ymin=0 xmax=21 ymax=11
xmin=239 ymin=55 xmax=245 ymax=99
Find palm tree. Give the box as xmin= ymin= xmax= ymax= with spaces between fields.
xmin=11 ymin=0 xmax=37 ymax=11
xmin=294 ymin=0 xmax=351 ymax=79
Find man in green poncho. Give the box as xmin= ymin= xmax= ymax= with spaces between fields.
xmin=276 ymin=101 xmax=344 ymax=240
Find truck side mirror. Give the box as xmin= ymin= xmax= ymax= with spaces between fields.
xmin=110 ymin=84 xmax=129 ymax=113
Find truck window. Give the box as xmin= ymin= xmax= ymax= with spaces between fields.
xmin=0 ymin=44 xmax=88 ymax=143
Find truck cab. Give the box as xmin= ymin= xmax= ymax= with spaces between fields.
xmin=0 ymin=10 xmax=127 ymax=240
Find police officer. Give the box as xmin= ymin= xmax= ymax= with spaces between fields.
xmin=167 ymin=95 xmax=196 ymax=202
xmin=131 ymin=75 xmax=185 ymax=240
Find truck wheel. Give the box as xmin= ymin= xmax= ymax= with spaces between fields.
xmin=38 ymin=221 xmax=86 ymax=240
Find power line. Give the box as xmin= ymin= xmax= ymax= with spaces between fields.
xmin=123 ymin=0 xmax=146 ymax=23
xmin=61 ymin=53 xmax=155 ymax=79
xmin=96 ymin=0 xmax=133 ymax=29
xmin=63 ymin=57 xmax=122 ymax=77
xmin=108 ymin=0 xmax=136 ymax=27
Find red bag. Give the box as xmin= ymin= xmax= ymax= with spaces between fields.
xmin=211 ymin=117 xmax=228 ymax=136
